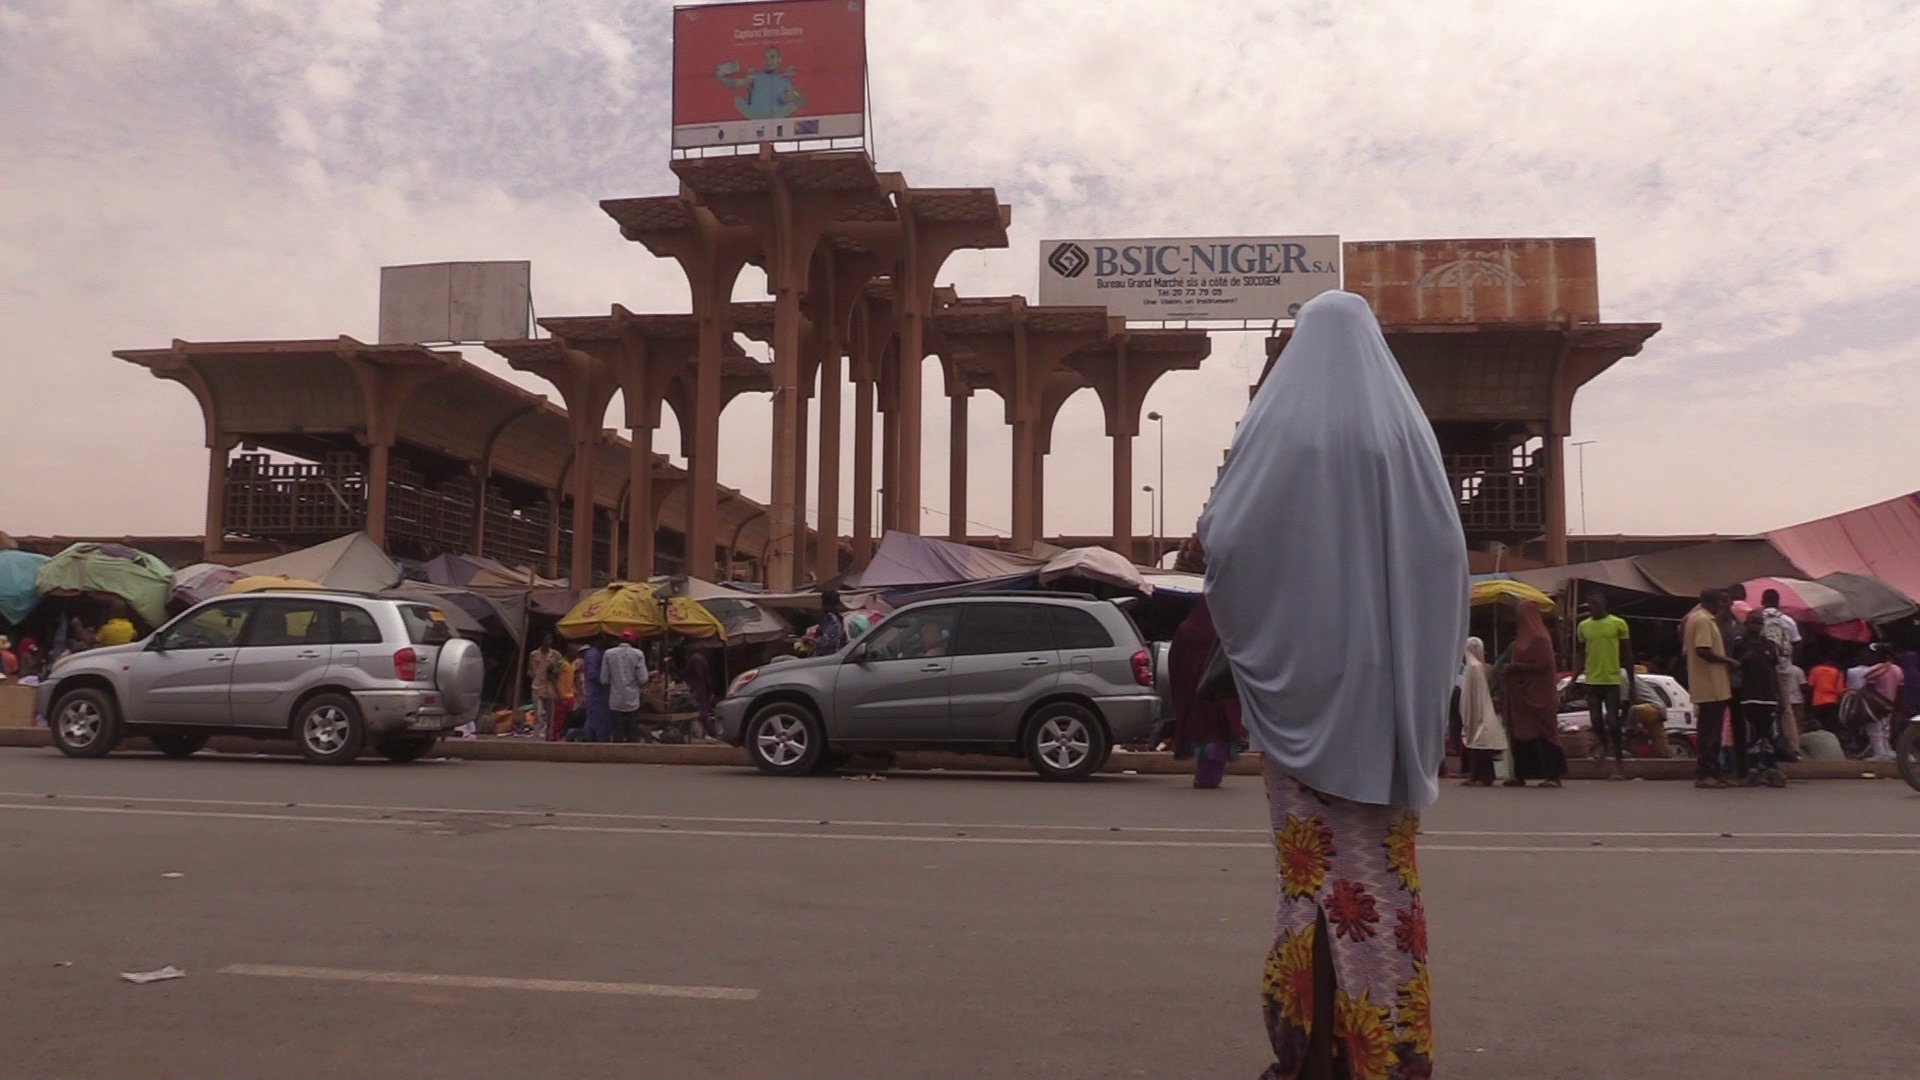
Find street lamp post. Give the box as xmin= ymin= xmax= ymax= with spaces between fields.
xmin=1146 ymin=411 xmax=1165 ymax=566
xmin=1571 ymin=439 xmax=1597 ymax=562
xmin=1142 ymin=484 xmax=1157 ymax=565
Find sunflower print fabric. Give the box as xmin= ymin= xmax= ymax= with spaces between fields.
xmin=1260 ymin=759 xmax=1432 ymax=1080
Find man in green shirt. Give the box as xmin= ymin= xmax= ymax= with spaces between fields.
xmin=1575 ymin=591 xmax=1636 ymax=779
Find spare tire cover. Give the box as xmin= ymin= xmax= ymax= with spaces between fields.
xmin=435 ymin=637 xmax=485 ymax=722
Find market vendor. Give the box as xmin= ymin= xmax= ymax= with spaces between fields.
xmin=94 ymin=600 xmax=137 ymax=647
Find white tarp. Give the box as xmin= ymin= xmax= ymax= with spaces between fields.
xmin=235 ymin=533 xmax=400 ymax=594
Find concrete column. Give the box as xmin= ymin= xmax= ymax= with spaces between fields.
xmin=205 ymin=435 xmax=234 ymax=558
xmin=1110 ymin=433 xmax=1133 ymax=559
xmin=794 ymin=391 xmax=811 ymax=580
xmin=852 ymin=376 xmax=875 ymax=567
xmin=570 ymin=439 xmax=596 ymax=586
xmin=897 ymin=312 xmax=924 ymax=534
xmin=689 ymin=314 xmax=725 ymax=582
xmin=949 ymin=394 xmax=969 ymax=542
xmin=1034 ymin=452 xmax=1046 ymax=543
xmin=881 ymin=403 xmax=900 ymax=534
xmin=816 ymin=351 xmax=842 ymax=584
xmin=364 ymin=440 xmax=393 ymax=547
xmin=1010 ymin=418 xmax=1036 ymax=551
xmin=545 ymin=491 xmax=562 ymax=579
xmin=768 ymin=286 xmax=803 ymax=588
xmin=629 ymin=431 xmax=655 ymax=581
xmin=1544 ymin=434 xmax=1569 ymax=565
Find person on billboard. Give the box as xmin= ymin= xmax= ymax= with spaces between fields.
xmin=714 ymin=46 xmax=806 ymax=119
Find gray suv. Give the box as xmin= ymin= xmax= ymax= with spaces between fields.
xmin=36 ymin=591 xmax=484 ymax=765
xmin=717 ymin=594 xmax=1160 ymax=780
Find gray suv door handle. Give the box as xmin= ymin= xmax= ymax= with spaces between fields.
xmin=1020 ymin=657 xmax=1050 ymax=667
xmin=919 ymin=663 xmax=946 ymax=673
xmin=296 ymin=650 xmax=323 ymax=660
xmin=207 ymin=653 xmax=231 ymax=662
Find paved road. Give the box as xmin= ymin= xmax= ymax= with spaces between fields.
xmin=4 ymin=748 xmax=1914 ymax=1079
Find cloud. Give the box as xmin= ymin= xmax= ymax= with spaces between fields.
xmin=3 ymin=0 xmax=1919 ymax=549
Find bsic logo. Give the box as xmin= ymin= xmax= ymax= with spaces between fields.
xmin=1047 ymin=242 xmax=1090 ymax=279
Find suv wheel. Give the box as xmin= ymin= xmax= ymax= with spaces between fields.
xmin=295 ymin=693 xmax=365 ymax=765
xmin=151 ymin=734 xmax=210 ymax=759
xmin=51 ymin=688 xmax=121 ymax=759
xmin=746 ymin=702 xmax=824 ymax=776
xmin=1025 ymin=702 xmax=1108 ymax=781
xmin=376 ymin=735 xmax=439 ymax=763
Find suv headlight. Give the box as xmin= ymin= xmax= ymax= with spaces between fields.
xmin=727 ymin=669 xmax=760 ymax=698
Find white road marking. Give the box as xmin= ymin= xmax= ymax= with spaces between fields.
xmin=218 ymin=963 xmax=756 ymax=1000
xmin=6 ymin=791 xmax=1917 ymax=842
xmin=6 ymin=801 xmax=1916 ymax=853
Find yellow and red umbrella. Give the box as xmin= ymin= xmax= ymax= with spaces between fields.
xmin=556 ymin=582 xmax=665 ymax=640
xmin=1469 ymin=578 xmax=1555 ymax=611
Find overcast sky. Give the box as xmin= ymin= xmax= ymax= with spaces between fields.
xmin=6 ymin=0 xmax=1918 ymax=547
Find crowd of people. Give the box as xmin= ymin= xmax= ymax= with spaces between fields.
xmin=520 ymin=631 xmax=719 ymax=744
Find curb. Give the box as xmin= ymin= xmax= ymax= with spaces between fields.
xmin=0 ymin=727 xmax=1900 ymax=780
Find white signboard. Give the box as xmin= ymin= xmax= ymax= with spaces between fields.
xmin=378 ymin=261 xmax=531 ymax=344
xmin=1038 ymin=236 xmax=1340 ymax=321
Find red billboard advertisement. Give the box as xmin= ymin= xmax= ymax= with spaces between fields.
xmin=672 ymin=0 xmax=867 ymax=150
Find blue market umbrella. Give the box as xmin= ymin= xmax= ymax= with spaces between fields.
xmin=0 ymin=549 xmax=48 ymax=625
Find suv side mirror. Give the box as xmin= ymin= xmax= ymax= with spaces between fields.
xmin=147 ymin=636 xmax=168 ymax=654
xmin=846 ymin=642 xmax=869 ymax=664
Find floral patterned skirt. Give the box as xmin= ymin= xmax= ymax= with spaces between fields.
xmin=1260 ymin=758 xmax=1431 ymax=1080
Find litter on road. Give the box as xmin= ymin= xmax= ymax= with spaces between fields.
xmin=120 ymin=966 xmax=185 ymax=985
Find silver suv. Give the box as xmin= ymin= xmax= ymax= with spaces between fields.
xmin=717 ymin=594 xmax=1160 ymax=780
xmin=36 ymin=591 xmax=484 ymax=765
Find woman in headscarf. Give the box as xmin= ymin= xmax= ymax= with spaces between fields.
xmin=1200 ymin=291 xmax=1466 ymax=1080
xmin=1458 ymin=638 xmax=1506 ymax=786
xmin=1502 ymin=598 xmax=1566 ymax=788
xmin=1167 ymin=537 xmax=1247 ymax=788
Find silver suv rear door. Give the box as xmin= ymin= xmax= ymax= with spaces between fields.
xmin=125 ymin=599 xmax=254 ymax=724
xmin=947 ymin=602 xmax=1061 ymax=742
xmin=227 ymin=598 xmax=335 ymax=727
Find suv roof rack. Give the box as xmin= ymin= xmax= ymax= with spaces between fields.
xmin=945 ymin=590 xmax=1104 ymax=602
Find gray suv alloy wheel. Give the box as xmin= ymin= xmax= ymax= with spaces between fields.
xmin=51 ymin=688 xmax=120 ymax=759
xmin=1025 ymin=702 xmax=1108 ymax=781
xmin=747 ymin=702 xmax=824 ymax=776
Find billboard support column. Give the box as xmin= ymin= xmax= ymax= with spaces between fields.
xmin=1008 ymin=312 xmax=1036 ymax=551
xmin=949 ymin=392 xmax=969 ymax=543
xmin=794 ymin=387 xmax=811 ymax=581
xmin=544 ymin=491 xmax=561 ymax=579
xmin=849 ymin=303 xmax=877 ymax=568
xmin=816 ymin=345 xmax=843 ymax=583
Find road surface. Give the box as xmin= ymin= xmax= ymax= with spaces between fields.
xmin=3 ymin=749 xmax=1913 ymax=1078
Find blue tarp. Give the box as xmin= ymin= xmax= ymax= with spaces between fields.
xmin=0 ymin=549 xmax=49 ymax=625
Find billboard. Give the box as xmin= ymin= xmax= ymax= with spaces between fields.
xmin=378 ymin=261 xmax=531 ymax=344
xmin=672 ymin=0 xmax=867 ymax=150
xmin=1038 ymin=236 xmax=1340 ymax=322
xmin=1343 ymin=238 xmax=1600 ymax=324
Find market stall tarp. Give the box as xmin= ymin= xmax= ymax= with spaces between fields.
xmin=844 ymin=531 xmax=1043 ymax=590
xmin=0 ymin=549 xmax=49 ymax=624
xmin=1632 ymin=539 xmax=1803 ymax=598
xmin=235 ymin=532 xmax=400 ymax=593
xmin=556 ymin=582 xmax=665 ymax=639
xmin=419 ymin=553 xmax=511 ymax=586
xmin=34 ymin=542 xmax=172 ymax=626
xmin=384 ymin=582 xmax=519 ymax=641
xmin=1039 ymin=546 xmax=1151 ymax=593
xmin=1767 ymin=493 xmax=1920 ymax=602
xmin=1814 ymin=572 xmax=1918 ymax=625
xmin=1509 ymin=557 xmax=1662 ymax=597
xmin=652 ymin=577 xmax=787 ymax=643
xmin=170 ymin=562 xmax=245 ymax=607
xmin=1137 ymin=569 xmax=1205 ymax=596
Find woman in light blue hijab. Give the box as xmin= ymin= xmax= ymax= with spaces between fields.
xmin=1200 ymin=290 xmax=1467 ymax=1080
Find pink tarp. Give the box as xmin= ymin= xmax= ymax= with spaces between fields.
xmin=1766 ymin=493 xmax=1920 ymax=601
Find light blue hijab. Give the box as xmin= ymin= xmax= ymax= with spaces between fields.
xmin=1198 ymin=290 xmax=1468 ymax=810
